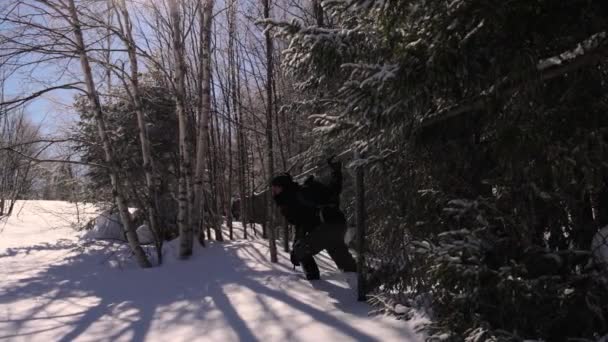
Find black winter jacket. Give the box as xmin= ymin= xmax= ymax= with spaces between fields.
xmin=273 ymin=167 xmax=345 ymax=239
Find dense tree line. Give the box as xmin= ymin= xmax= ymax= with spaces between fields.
xmin=270 ymin=0 xmax=608 ymax=340
xmin=0 ymin=0 xmax=317 ymax=264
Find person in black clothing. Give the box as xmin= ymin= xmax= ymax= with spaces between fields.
xmin=271 ymin=157 xmax=357 ymax=280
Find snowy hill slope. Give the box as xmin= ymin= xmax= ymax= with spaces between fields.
xmin=0 ymin=201 xmax=423 ymax=341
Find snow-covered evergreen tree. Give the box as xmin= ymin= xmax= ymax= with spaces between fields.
xmin=268 ymin=0 xmax=608 ymax=340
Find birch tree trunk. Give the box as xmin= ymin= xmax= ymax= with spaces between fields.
xmin=210 ymin=88 xmax=224 ymax=241
xmin=237 ymin=101 xmax=248 ymax=239
xmin=226 ymin=0 xmax=238 ymax=240
xmin=234 ymin=36 xmax=249 ymax=239
xmin=236 ymin=84 xmax=248 ymax=239
xmin=116 ymin=0 xmax=163 ymax=264
xmin=263 ymin=0 xmax=277 ymax=262
xmin=226 ymin=111 xmax=234 ymax=240
xmin=67 ymin=0 xmax=151 ymax=268
xmin=272 ymin=76 xmax=289 ymax=252
xmin=193 ymin=0 xmax=214 ymax=245
xmin=168 ymin=0 xmax=193 ymax=258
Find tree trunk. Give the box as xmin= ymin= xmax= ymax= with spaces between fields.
xmin=193 ymin=0 xmax=214 ymax=246
xmin=67 ymin=0 xmax=151 ymax=268
xmin=105 ymin=0 xmax=112 ymax=92
xmin=224 ymin=100 xmax=233 ymax=242
xmin=247 ymin=142 xmax=255 ymax=236
xmin=168 ymin=0 xmax=193 ymax=258
xmin=226 ymin=114 xmax=234 ymax=240
xmin=355 ymin=152 xmax=366 ymax=301
xmin=207 ymin=111 xmax=219 ymax=237
xmin=313 ymin=0 xmax=324 ymax=27
xmin=233 ymin=36 xmax=249 ymax=238
xmin=263 ymin=0 xmax=277 ymax=262
xmin=273 ymin=82 xmax=289 ymax=252
xmin=117 ymin=0 xmax=163 ymax=265
xmin=211 ymin=88 xmax=224 ymax=241
xmin=238 ymin=124 xmax=248 ymax=238
xmin=225 ymin=0 xmax=237 ymax=240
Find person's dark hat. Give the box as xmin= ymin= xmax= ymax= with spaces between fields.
xmin=271 ymin=172 xmax=293 ymax=187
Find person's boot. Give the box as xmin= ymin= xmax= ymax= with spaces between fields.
xmin=328 ymin=245 xmax=357 ymax=272
xmin=301 ymin=256 xmax=320 ymax=281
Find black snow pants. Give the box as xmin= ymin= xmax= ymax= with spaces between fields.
xmin=292 ymin=223 xmax=357 ymax=279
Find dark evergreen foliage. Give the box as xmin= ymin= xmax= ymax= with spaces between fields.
xmin=271 ymin=0 xmax=608 ymax=340
xmin=72 ymin=76 xmax=180 ymax=239
xmin=74 ymin=78 xmax=177 ymax=200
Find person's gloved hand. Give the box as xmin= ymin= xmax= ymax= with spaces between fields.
xmin=303 ymin=175 xmax=315 ymax=186
xmin=327 ymin=155 xmax=341 ymax=171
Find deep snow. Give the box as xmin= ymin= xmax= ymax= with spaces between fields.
xmin=0 ymin=201 xmax=424 ymax=341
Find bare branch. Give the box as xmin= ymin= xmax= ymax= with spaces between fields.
xmin=4 ymin=146 xmax=106 ymax=168
xmin=0 ymin=82 xmax=84 ymax=112
xmin=0 ymin=137 xmax=92 ymax=150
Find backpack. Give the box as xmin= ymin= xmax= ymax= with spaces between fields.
xmin=298 ymin=176 xmax=345 ymax=224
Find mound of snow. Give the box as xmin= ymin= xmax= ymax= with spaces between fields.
xmin=82 ymin=210 xmax=126 ymax=242
xmin=136 ymin=224 xmax=154 ymax=245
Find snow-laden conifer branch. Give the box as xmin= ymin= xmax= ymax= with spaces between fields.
xmin=340 ymin=63 xmax=399 ymax=89
xmin=322 ymin=0 xmax=389 ymax=12
xmin=419 ymin=31 xmax=608 ymax=130
xmin=537 ymin=31 xmax=607 ymax=70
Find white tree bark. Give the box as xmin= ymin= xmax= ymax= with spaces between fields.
xmin=263 ymin=0 xmax=277 ymax=262
xmin=226 ymin=0 xmax=237 ymax=240
xmin=168 ymin=0 xmax=194 ymax=258
xmin=116 ymin=0 xmax=163 ymax=264
xmin=67 ymin=0 xmax=151 ymax=268
xmin=193 ymin=0 xmax=214 ymax=245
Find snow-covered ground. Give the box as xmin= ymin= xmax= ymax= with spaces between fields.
xmin=0 ymin=201 xmax=424 ymax=341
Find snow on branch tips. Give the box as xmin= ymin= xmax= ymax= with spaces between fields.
xmin=322 ymin=0 xmax=388 ymax=12
xmin=309 ymin=113 xmax=341 ymax=125
xmin=537 ymin=31 xmax=607 ymax=70
xmin=256 ymin=18 xmax=304 ymax=37
xmin=460 ymin=19 xmax=485 ymax=45
xmin=419 ymin=31 xmax=608 ymax=131
xmin=341 ymin=63 xmax=399 ymax=89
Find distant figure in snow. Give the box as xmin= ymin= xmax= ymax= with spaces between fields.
xmin=271 ymin=156 xmax=357 ymax=280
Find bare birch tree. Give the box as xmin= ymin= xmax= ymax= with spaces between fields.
xmin=229 ymin=0 xmax=250 ymax=239
xmin=115 ymin=0 xmax=163 ymax=263
xmin=67 ymin=0 xmax=151 ymax=267
xmin=193 ymin=0 xmax=214 ymax=245
xmin=263 ymin=0 xmax=278 ymax=262
xmin=168 ymin=0 xmax=194 ymax=258
xmin=225 ymin=0 xmax=237 ymax=240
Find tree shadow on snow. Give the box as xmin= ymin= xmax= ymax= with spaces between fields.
xmin=0 ymin=238 xmax=412 ymax=342
xmin=0 ymin=239 xmax=79 ymax=258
